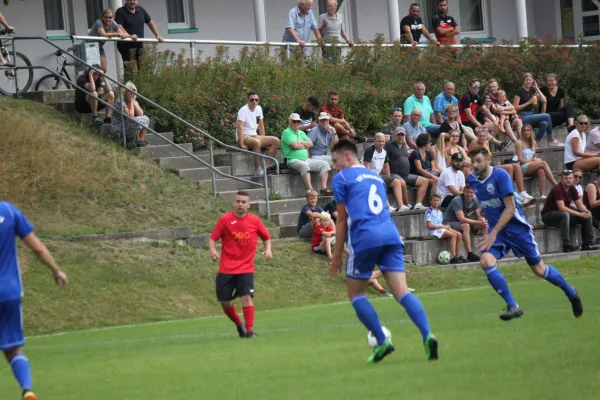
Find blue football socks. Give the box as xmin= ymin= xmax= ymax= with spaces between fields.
xmin=544 ymin=265 xmax=577 ymax=298
xmin=10 ymin=355 xmax=32 ymax=392
xmin=351 ymin=295 xmax=386 ymax=345
xmin=485 ymin=266 xmax=518 ymax=307
xmin=399 ymin=292 xmax=431 ymax=341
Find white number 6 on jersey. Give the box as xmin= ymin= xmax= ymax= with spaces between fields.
xmin=368 ymin=184 xmax=384 ymax=215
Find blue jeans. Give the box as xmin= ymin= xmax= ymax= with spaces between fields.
xmin=519 ymin=112 xmax=553 ymax=141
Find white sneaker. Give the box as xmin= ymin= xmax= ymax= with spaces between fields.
xmin=540 ymin=195 xmax=547 ymax=199
xmin=519 ymin=191 xmax=533 ymax=200
xmin=388 ymin=205 xmax=396 ymax=213
xmin=549 ymin=139 xmax=564 ymax=148
xmin=413 ymin=203 xmax=425 ymax=210
xmin=253 ymin=167 xmax=265 ymax=176
xmin=398 ymin=205 xmax=411 ymax=212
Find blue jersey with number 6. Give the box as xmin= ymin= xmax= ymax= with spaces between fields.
xmin=332 ymin=165 xmax=402 ymax=253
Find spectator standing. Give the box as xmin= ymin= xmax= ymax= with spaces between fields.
xmin=432 ymin=0 xmax=460 ymax=45
xmin=540 ymin=73 xmax=576 ymax=131
xmin=74 ymin=65 xmax=114 ymax=126
xmin=111 ymin=81 xmax=149 ymax=147
xmin=585 ymin=125 xmax=600 ymax=154
xmin=311 ymin=211 xmax=336 ymax=261
xmin=281 ymin=113 xmax=332 ymax=194
xmin=318 ymin=0 xmax=353 ymax=62
xmin=385 ymin=127 xmax=429 ymax=209
xmin=297 ymin=189 xmax=323 ymax=238
xmin=400 ymin=3 xmax=439 ymax=46
xmin=381 ymin=107 xmax=404 ymax=138
xmin=403 ymin=109 xmax=427 ymax=149
xmin=424 ymin=194 xmax=467 ymax=264
xmin=363 ymin=133 xmax=411 ymax=212
xmin=584 ymin=172 xmax=600 ymax=229
xmin=433 ymin=82 xmax=459 ymax=124
xmin=404 ymin=81 xmax=441 ymax=139
xmin=541 ymin=170 xmax=598 ymax=252
xmin=442 ymin=184 xmax=486 ymax=262
xmin=209 ymin=191 xmax=272 ymax=339
xmin=513 ymin=124 xmax=557 ymax=198
xmin=308 ymin=112 xmax=339 ymax=166
xmin=237 ymin=91 xmax=281 ymax=176
xmin=438 ymin=153 xmax=465 ymax=207
xmin=88 ymin=9 xmax=130 ymax=73
xmin=320 ymin=90 xmax=366 ymax=142
xmin=115 ymin=0 xmax=164 ymax=70
xmin=295 ymin=96 xmax=320 ymax=132
xmin=410 ymin=133 xmax=441 ymax=194
xmin=513 ymin=72 xmax=563 ymax=148
xmin=564 ymin=115 xmax=600 ymax=172
xmin=282 ymin=0 xmax=322 ymax=55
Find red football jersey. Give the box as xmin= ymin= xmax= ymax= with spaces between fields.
xmin=210 ymin=212 xmax=271 ymax=274
xmin=321 ymin=104 xmax=344 ymax=120
xmin=312 ymin=224 xmax=334 ymax=248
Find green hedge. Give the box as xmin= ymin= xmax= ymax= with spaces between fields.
xmin=134 ymin=36 xmax=600 ymax=148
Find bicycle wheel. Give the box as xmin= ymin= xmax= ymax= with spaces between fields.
xmin=0 ymin=52 xmax=33 ymax=95
xmin=34 ymin=73 xmax=72 ymax=91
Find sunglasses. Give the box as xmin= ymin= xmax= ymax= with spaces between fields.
xmin=291 ymin=120 xmax=301 ymax=123
xmin=563 ymin=169 xmax=573 ymax=175
xmin=574 ymin=175 xmax=582 ymax=179
xmin=393 ymin=106 xmax=403 ymax=112
xmin=579 ymin=122 xmax=589 ymax=125
xmin=249 ymin=98 xmax=259 ymax=102
xmin=472 ymin=85 xmax=481 ymax=89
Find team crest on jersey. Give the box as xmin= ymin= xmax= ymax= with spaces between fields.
xmin=0 ymin=216 xmax=4 ymax=224
xmin=486 ymin=183 xmax=495 ymax=194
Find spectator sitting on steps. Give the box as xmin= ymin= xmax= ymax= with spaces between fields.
xmin=442 ymin=183 xmax=486 ymax=262
xmin=564 ymin=115 xmax=600 ymax=172
xmin=381 ymin=106 xmax=404 ymax=139
xmin=311 ymin=211 xmax=337 ymax=261
xmin=281 ymin=113 xmax=333 ymax=195
xmin=110 ymin=80 xmax=149 ymax=147
xmin=584 ymin=171 xmax=600 ymax=230
xmin=410 ymin=133 xmax=441 ymax=195
xmin=297 ymin=189 xmax=323 ymax=239
xmin=424 ymin=193 xmax=467 ymax=264
xmin=438 ymin=152 xmax=465 ymax=208
xmin=308 ymin=112 xmax=338 ymax=167
xmin=320 ymin=90 xmax=366 ymax=142
xmin=74 ymin=65 xmax=114 ymax=127
xmin=295 ymin=96 xmax=320 ymax=132
xmin=513 ymin=124 xmax=557 ymax=199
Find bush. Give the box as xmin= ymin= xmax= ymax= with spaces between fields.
xmin=135 ymin=37 xmax=600 ymax=148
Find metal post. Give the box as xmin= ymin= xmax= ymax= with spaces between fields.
xmin=262 ymin=157 xmax=270 ymax=219
xmin=209 ymin=139 xmax=217 ymax=197
xmin=387 ymin=0 xmax=401 ymax=43
xmin=119 ymin=86 xmax=126 ymax=147
xmin=189 ymin=42 xmax=195 ymax=65
xmin=253 ymin=0 xmax=268 ymax=42
xmin=515 ymin=0 xmax=528 ymax=41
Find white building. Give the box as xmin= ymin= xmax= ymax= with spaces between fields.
xmin=2 ymin=0 xmax=593 ymax=84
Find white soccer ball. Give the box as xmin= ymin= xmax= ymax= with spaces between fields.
xmin=437 ymin=250 xmax=452 ymax=265
xmin=367 ymin=326 xmax=392 ymax=348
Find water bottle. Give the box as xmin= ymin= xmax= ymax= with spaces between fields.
xmin=427 ymin=251 xmax=433 ymax=265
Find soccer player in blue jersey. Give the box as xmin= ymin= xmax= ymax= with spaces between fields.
xmin=467 ymin=147 xmax=583 ymax=321
xmin=328 ymin=140 xmax=438 ymax=363
xmin=0 ymin=202 xmax=68 ymax=400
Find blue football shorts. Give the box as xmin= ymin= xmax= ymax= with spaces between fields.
xmin=483 ymin=229 xmax=542 ymax=266
xmin=0 ymin=298 xmax=24 ymax=350
xmin=346 ymin=244 xmax=405 ymax=280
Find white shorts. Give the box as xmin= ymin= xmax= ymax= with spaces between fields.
xmin=287 ymin=158 xmax=331 ymax=176
xmin=430 ymin=228 xmax=446 ymax=239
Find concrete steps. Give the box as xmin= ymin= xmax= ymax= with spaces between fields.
xmin=177 ymin=166 xmax=231 ymax=181
xmin=140 ymin=143 xmax=194 ymax=159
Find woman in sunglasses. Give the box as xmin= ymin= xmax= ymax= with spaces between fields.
xmin=88 ymin=8 xmax=131 ymax=73
xmin=513 ymin=124 xmax=557 ymax=198
xmin=564 ymin=115 xmax=600 ymax=172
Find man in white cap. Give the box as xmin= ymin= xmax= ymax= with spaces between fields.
xmin=281 ymin=113 xmax=333 ymax=195
xmin=308 ymin=112 xmax=338 ymax=167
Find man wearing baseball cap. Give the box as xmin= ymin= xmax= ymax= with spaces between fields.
xmin=438 ymin=152 xmax=466 ymax=208
xmin=307 ymin=112 xmax=338 ymax=167
xmin=281 ymin=112 xmax=333 ymax=195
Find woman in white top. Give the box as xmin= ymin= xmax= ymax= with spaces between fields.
xmin=514 ymin=124 xmax=557 ymax=198
xmin=432 ymin=132 xmax=448 ymax=171
xmin=564 ymin=115 xmax=600 ymax=172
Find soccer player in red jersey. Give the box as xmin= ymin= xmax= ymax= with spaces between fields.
xmin=209 ymin=191 xmax=272 ymax=338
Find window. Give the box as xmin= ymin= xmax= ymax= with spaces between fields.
xmin=459 ymin=0 xmax=485 ymax=33
xmin=580 ymin=0 xmax=600 ymax=38
xmin=43 ymin=0 xmax=70 ymax=36
xmin=86 ymin=0 xmax=106 ymax=29
xmin=167 ymin=0 xmax=193 ymax=29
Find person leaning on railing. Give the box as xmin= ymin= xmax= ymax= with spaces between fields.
xmin=74 ymin=65 xmax=114 ymax=127
xmin=111 ymin=81 xmax=150 ymax=147
xmin=87 ymin=8 xmax=131 ymax=73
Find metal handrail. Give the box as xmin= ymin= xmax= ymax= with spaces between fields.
xmin=6 ymin=36 xmax=279 ymax=218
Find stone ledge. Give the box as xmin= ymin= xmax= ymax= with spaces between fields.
xmin=47 ymin=227 xmax=190 ymax=242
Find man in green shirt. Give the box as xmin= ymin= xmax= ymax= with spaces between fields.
xmin=282 ymin=113 xmax=333 ymax=195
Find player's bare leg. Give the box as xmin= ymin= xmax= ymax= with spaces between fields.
xmin=529 ymin=260 xmax=583 ymax=317
xmin=479 ymin=253 xmax=523 ymax=321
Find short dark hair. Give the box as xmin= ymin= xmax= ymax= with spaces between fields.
xmin=416 ymin=133 xmax=431 ymax=148
xmin=437 ymin=0 xmax=447 ymax=4
xmin=331 ymin=139 xmax=357 ymax=156
xmin=328 ymin=90 xmax=339 ymax=97
xmin=236 ymin=190 xmax=250 ymax=198
xmin=410 ymin=2 xmax=420 ymax=8
xmin=468 ymin=147 xmax=490 ymax=160
xmin=307 ymin=96 xmax=320 ymax=109
xmin=464 ymin=183 xmax=474 ymax=192
xmin=247 ymin=91 xmax=258 ymax=99
xmin=431 ymin=193 xmax=441 ymax=201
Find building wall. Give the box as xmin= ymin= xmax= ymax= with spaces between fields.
xmin=488 ymin=0 xmax=519 ymax=43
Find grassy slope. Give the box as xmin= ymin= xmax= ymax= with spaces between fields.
xmin=0 ymin=97 xmax=234 ymax=236
xmin=21 ymin=238 xmax=600 ymax=335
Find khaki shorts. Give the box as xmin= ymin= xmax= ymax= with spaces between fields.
xmin=242 ymin=134 xmax=276 ymax=147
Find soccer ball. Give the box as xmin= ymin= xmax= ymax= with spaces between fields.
xmin=437 ymin=250 xmax=452 ymax=265
xmin=367 ymin=326 xmax=392 ymax=348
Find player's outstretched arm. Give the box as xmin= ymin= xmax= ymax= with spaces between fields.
xmin=22 ymin=233 xmax=68 ymax=289
xmin=479 ymin=195 xmax=515 ymax=252
xmin=329 ymin=202 xmax=348 ymax=276
xmin=208 ymin=238 xmax=220 ymax=262
xmin=262 ymin=239 xmax=273 ymax=261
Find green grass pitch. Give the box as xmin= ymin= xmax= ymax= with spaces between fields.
xmin=2 ymin=275 xmax=599 ymax=400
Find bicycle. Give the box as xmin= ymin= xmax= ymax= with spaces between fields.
xmin=0 ymin=28 xmax=33 ymax=95
xmin=34 ymin=47 xmax=75 ymax=91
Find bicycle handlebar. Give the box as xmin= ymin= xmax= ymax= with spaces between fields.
xmin=0 ymin=28 xmax=14 ymax=36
